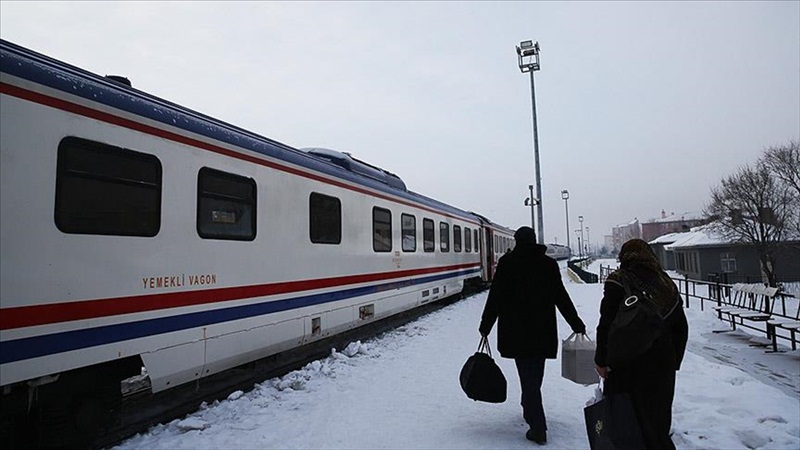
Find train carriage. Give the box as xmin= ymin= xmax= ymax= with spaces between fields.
xmin=0 ymin=39 xmax=513 ymax=444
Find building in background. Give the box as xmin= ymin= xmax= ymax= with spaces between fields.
xmin=641 ymin=210 xmax=705 ymax=242
xmin=611 ymin=219 xmax=640 ymax=252
xmin=664 ymin=226 xmax=800 ymax=285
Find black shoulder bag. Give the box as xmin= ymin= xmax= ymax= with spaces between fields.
xmin=606 ymin=271 xmax=679 ymax=368
xmin=459 ymin=336 xmax=507 ymax=403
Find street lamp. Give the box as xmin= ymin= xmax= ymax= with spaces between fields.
xmin=516 ymin=40 xmax=544 ymax=245
xmin=561 ymin=190 xmax=570 ymax=253
xmin=524 ymin=185 xmax=538 ymax=231
xmin=578 ymin=215 xmax=584 ymax=259
xmin=586 ymin=226 xmax=591 ymax=256
xmin=574 ymin=229 xmax=582 ymax=259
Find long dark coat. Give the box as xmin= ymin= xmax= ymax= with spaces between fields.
xmin=479 ymin=243 xmax=585 ymax=359
xmin=595 ymin=266 xmax=689 ymax=450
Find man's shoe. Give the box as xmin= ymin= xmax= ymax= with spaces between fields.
xmin=525 ymin=429 xmax=547 ymax=445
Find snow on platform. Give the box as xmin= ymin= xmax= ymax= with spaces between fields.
xmin=114 ymin=263 xmax=800 ymax=450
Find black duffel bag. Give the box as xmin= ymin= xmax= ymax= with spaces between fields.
xmin=459 ymin=336 xmax=506 ymax=403
xmin=584 ymin=390 xmax=644 ymax=450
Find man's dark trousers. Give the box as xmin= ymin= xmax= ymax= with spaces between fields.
xmin=514 ymin=357 xmax=547 ymax=433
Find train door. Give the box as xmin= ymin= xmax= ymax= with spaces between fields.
xmin=483 ymin=227 xmax=494 ymax=281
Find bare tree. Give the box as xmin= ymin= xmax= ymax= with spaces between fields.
xmin=705 ymin=156 xmax=798 ymax=286
xmin=761 ymin=140 xmax=800 ymax=195
xmin=760 ymin=140 xmax=800 ymax=236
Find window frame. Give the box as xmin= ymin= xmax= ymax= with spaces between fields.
xmin=197 ymin=167 xmax=257 ymax=241
xmin=440 ymin=222 xmax=450 ymax=253
xmin=401 ymin=213 xmax=417 ymax=252
xmin=309 ymin=192 xmax=342 ymax=245
xmin=423 ymin=218 xmax=435 ymax=252
xmin=453 ymin=225 xmax=462 ymax=252
xmin=54 ymin=136 xmax=162 ymax=237
xmin=720 ymin=252 xmax=737 ymax=273
xmin=373 ymin=206 xmax=392 ymax=252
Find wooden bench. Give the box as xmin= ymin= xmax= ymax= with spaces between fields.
xmin=729 ymin=285 xmax=778 ymax=326
xmin=713 ymin=284 xmax=756 ymax=329
xmin=766 ymin=294 xmax=800 ymax=352
xmin=713 ymin=284 xmax=778 ymax=342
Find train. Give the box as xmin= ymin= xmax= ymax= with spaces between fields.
xmin=0 ymin=39 xmax=570 ymax=445
xmin=546 ymin=243 xmax=572 ymax=261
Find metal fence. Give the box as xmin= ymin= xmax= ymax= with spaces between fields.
xmin=568 ymin=258 xmax=599 ymax=283
xmin=597 ymin=264 xmax=799 ymax=350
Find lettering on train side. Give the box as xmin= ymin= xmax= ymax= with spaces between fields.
xmin=142 ymin=274 xmax=218 ymax=289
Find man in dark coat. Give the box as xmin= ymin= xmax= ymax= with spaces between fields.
xmin=479 ymin=226 xmax=586 ymax=445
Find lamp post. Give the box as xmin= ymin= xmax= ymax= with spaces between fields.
xmin=516 ymin=40 xmax=544 ymax=244
xmin=574 ymin=229 xmax=582 ymax=259
xmin=578 ymin=215 xmax=584 ymax=259
xmin=586 ymin=226 xmax=591 ymax=256
xmin=524 ymin=185 xmax=537 ymax=231
xmin=561 ymin=190 xmax=570 ymax=253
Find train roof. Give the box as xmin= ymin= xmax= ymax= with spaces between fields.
xmin=0 ymin=39 xmax=477 ymax=223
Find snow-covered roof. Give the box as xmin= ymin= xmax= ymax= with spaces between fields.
xmin=664 ymin=225 xmax=730 ymax=250
xmin=649 ymin=232 xmax=686 ymax=245
xmin=646 ymin=211 xmax=705 ymax=224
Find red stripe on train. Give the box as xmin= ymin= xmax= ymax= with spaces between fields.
xmin=0 ymin=263 xmax=479 ymax=330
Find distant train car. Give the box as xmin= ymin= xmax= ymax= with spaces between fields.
xmin=0 ymin=39 xmax=515 ymax=442
xmin=545 ymin=243 xmax=572 ymax=261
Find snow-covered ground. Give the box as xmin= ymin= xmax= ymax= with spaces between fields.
xmin=114 ymin=260 xmax=800 ymax=450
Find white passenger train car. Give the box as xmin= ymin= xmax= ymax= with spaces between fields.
xmin=0 ymin=39 xmax=517 ymax=438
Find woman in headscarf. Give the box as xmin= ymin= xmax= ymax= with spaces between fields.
xmin=595 ymin=239 xmax=689 ymax=450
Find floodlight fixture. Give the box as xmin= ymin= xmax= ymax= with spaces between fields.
xmin=516 ymin=40 xmax=540 ymax=73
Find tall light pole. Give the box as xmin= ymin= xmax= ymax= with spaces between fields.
xmin=561 ymin=190 xmax=570 ymax=252
xmin=578 ymin=215 xmax=584 ymax=259
xmin=524 ymin=185 xmax=537 ymax=231
xmin=516 ymin=40 xmax=544 ymax=245
xmin=586 ymin=226 xmax=591 ymax=256
xmin=574 ymin=229 xmax=582 ymax=259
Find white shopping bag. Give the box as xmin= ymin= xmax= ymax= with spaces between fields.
xmin=561 ymin=332 xmax=599 ymax=385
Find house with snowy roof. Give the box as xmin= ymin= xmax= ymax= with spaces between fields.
xmin=648 ymin=232 xmax=685 ymax=270
xmin=655 ymin=226 xmax=800 ymax=285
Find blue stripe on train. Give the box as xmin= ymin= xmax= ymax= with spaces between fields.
xmin=0 ymin=269 xmax=478 ymax=364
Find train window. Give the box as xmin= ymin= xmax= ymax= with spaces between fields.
xmin=464 ymin=227 xmax=472 ymax=252
xmin=423 ymin=218 xmax=435 ymax=252
xmin=401 ymin=213 xmax=416 ymax=252
xmin=309 ymin=193 xmax=341 ymax=244
xmin=197 ymin=167 xmax=256 ymax=240
xmin=373 ymin=207 xmax=392 ymax=252
xmin=474 ymin=229 xmax=479 ymax=252
xmin=439 ymin=222 xmax=450 ymax=252
xmin=453 ymin=225 xmax=462 ymax=252
xmin=55 ymin=137 xmax=161 ymax=236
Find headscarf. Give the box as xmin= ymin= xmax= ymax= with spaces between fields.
xmin=611 ymin=239 xmax=678 ymax=314
xmin=618 ymin=238 xmax=662 ymax=272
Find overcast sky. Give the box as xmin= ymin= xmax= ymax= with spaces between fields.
xmin=2 ymin=1 xmax=798 ymax=248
